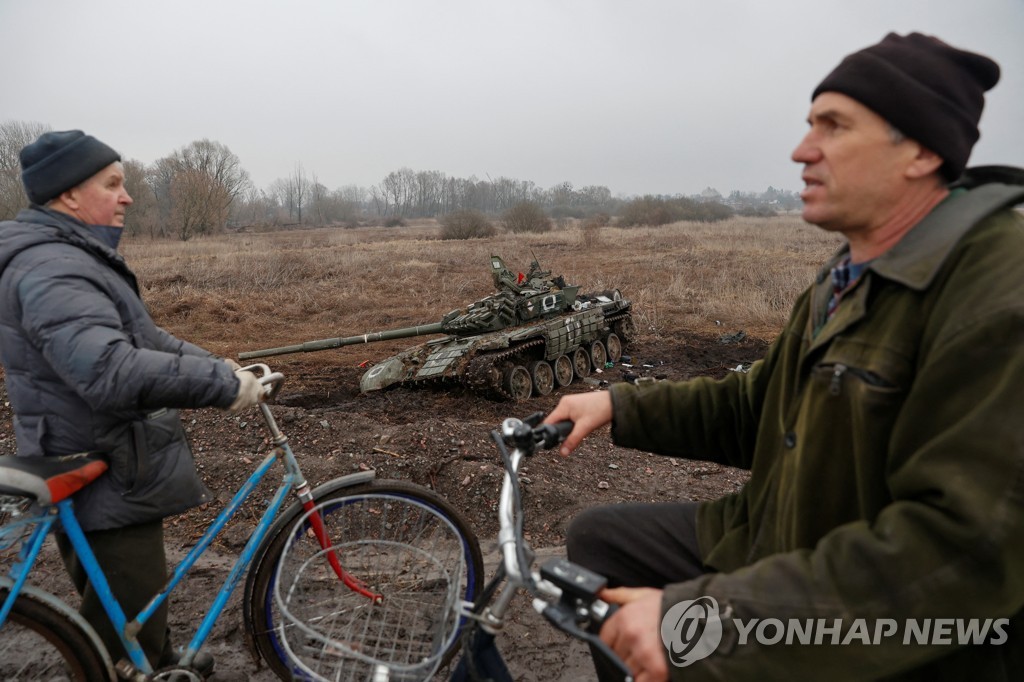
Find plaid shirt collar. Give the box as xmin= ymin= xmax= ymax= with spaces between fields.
xmin=826 ymin=256 xmax=872 ymax=319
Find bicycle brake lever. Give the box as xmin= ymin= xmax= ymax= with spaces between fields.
xmin=523 ymin=411 xmax=545 ymax=427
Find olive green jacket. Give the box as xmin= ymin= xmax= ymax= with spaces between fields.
xmin=609 ymin=172 xmax=1024 ymax=681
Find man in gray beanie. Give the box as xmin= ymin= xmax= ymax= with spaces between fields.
xmin=544 ymin=33 xmax=1024 ymax=681
xmin=0 ymin=131 xmax=265 ymax=677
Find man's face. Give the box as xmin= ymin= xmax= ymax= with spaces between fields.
xmin=791 ymin=92 xmax=918 ymax=233
xmin=67 ymin=162 xmax=133 ymax=227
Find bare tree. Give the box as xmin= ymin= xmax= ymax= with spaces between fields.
xmin=378 ymin=167 xmax=416 ymax=218
xmin=0 ymin=120 xmax=51 ymax=220
xmin=229 ymin=185 xmax=277 ymax=227
xmin=153 ymin=140 xmax=250 ymax=240
xmin=269 ymin=177 xmax=295 ymax=223
xmin=169 ymin=165 xmax=238 ymax=240
xmin=369 ymin=185 xmax=390 ymax=220
xmin=412 ymin=170 xmax=445 ymax=217
xmin=291 ymin=163 xmax=309 ymax=224
xmin=308 ymin=173 xmax=329 ymax=225
xmin=122 ymin=158 xmax=160 ymax=238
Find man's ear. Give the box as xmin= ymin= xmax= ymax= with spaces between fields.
xmin=55 ymin=187 xmax=80 ymax=211
xmin=905 ymin=145 xmax=944 ymax=180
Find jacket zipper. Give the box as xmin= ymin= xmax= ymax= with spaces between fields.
xmin=823 ymin=363 xmax=896 ymax=396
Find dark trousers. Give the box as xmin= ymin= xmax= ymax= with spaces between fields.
xmin=566 ymin=501 xmax=711 ymax=681
xmin=56 ymin=519 xmax=174 ymax=668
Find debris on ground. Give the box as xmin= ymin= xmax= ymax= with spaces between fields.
xmin=718 ymin=330 xmax=747 ymax=344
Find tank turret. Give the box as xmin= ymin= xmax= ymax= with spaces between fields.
xmin=239 ymin=255 xmax=633 ymax=401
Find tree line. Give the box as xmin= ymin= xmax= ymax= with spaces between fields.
xmin=1 ymin=120 xmax=799 ymax=239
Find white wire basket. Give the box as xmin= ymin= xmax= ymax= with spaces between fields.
xmin=274 ymin=494 xmax=468 ymax=681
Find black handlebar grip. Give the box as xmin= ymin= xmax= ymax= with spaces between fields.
xmin=535 ymin=420 xmax=574 ymax=450
xmin=552 ymin=420 xmax=574 ymax=443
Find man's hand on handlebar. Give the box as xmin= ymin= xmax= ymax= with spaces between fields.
xmin=224 ymin=363 xmax=285 ymax=413
xmin=599 ymin=587 xmax=669 ymax=682
xmin=228 ymin=369 xmax=265 ymax=414
xmin=543 ymin=391 xmax=613 ymax=456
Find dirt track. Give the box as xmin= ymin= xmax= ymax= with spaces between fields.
xmin=0 ymin=332 xmax=764 ymax=679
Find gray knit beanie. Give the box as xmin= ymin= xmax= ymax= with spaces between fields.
xmin=20 ymin=130 xmax=121 ymax=205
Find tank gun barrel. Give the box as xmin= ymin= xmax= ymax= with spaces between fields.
xmin=238 ymin=322 xmax=447 ymax=360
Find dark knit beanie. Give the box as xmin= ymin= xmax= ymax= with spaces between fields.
xmin=20 ymin=130 xmax=121 ymax=205
xmin=812 ymin=32 xmax=1000 ymax=181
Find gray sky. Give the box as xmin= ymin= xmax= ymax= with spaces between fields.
xmin=2 ymin=0 xmax=1021 ymax=197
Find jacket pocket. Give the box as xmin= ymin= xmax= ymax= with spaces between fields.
xmin=98 ymin=409 xmax=177 ymax=493
xmin=815 ymin=361 xmax=902 ymax=397
xmin=122 ymin=409 xmax=210 ymax=516
xmin=98 ymin=421 xmax=138 ymax=491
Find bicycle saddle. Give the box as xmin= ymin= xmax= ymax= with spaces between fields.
xmin=0 ymin=453 xmax=108 ymax=505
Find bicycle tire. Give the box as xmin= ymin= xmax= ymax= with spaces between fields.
xmin=246 ymin=480 xmax=483 ymax=680
xmin=0 ymin=588 xmax=111 ymax=681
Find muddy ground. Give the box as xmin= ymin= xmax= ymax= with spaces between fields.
xmin=0 ymin=331 xmax=765 ymax=680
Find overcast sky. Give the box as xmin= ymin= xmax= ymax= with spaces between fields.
xmin=2 ymin=1 xmax=1021 ymax=198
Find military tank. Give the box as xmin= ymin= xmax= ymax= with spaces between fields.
xmin=239 ymin=255 xmax=634 ymax=401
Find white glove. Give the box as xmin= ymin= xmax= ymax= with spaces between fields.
xmin=228 ymin=370 xmax=264 ymax=414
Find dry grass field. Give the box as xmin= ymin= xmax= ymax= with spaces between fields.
xmin=127 ymin=216 xmax=842 ymax=362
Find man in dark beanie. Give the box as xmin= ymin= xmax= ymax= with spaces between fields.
xmin=544 ymin=33 xmax=1024 ymax=681
xmin=0 ymin=131 xmax=266 ymax=677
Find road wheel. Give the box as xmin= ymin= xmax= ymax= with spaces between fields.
xmin=527 ymin=361 xmax=555 ymax=396
xmin=600 ymin=289 xmax=623 ymax=301
xmin=572 ymin=347 xmax=591 ymax=379
xmin=604 ymin=333 xmax=622 ymax=363
xmin=589 ymin=341 xmax=607 ymax=370
xmin=553 ymin=355 xmax=574 ymax=387
xmin=613 ymin=316 xmax=636 ymax=343
xmin=503 ymin=364 xmax=533 ymax=401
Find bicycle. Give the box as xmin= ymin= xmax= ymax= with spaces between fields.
xmin=270 ymin=412 xmax=633 ymax=681
xmin=0 ymin=365 xmax=484 ymax=681
xmin=449 ymin=412 xmax=633 ymax=682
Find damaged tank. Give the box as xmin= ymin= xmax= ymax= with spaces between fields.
xmin=239 ymin=256 xmax=634 ymax=400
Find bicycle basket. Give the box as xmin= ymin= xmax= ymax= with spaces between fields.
xmin=274 ymin=494 xmax=467 ymax=682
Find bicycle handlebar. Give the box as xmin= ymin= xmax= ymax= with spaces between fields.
xmin=534 ymin=421 xmax=574 ymax=450
xmin=499 ymin=412 xmax=573 ymax=455
xmin=239 ymin=363 xmax=286 ymax=401
xmin=459 ymin=414 xmax=634 ymax=681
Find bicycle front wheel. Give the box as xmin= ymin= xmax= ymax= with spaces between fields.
xmin=0 ymin=588 xmax=111 ymax=681
xmin=247 ymin=480 xmax=483 ymax=681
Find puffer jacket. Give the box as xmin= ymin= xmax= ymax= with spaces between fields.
xmin=608 ymin=168 xmax=1024 ymax=680
xmin=0 ymin=206 xmax=239 ymax=531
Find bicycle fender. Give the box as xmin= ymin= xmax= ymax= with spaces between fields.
xmin=305 ymin=469 xmax=378 ymax=499
xmin=240 ymin=469 xmax=377 ymax=663
xmin=0 ymin=576 xmax=117 ymax=680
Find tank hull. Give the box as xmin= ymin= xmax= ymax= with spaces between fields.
xmin=238 ymin=255 xmax=635 ymax=401
xmin=360 ymin=295 xmax=632 ymax=400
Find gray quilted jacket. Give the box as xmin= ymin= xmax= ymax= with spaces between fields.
xmin=0 ymin=206 xmax=238 ymax=531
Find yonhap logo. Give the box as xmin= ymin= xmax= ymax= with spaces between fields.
xmin=660 ymin=596 xmax=723 ymax=666
xmin=660 ymin=595 xmax=1011 ymax=669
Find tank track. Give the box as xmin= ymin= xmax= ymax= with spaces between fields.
xmin=464 ymin=338 xmax=544 ymax=400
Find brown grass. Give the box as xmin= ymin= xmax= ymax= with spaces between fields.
xmin=124 ymin=217 xmax=842 ymax=360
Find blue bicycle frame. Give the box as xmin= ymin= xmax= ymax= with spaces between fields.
xmin=1 ymin=399 xmax=314 ymax=676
